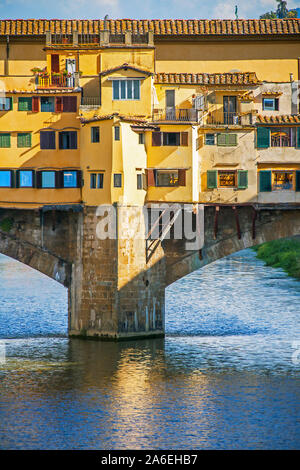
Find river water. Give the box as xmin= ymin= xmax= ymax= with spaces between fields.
xmin=0 ymin=249 xmax=299 ymax=450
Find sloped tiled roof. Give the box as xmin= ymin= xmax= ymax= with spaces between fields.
xmin=0 ymin=19 xmax=300 ymax=37
xmin=155 ymin=72 xmax=260 ymax=85
xmin=100 ymin=63 xmax=153 ymax=76
xmin=257 ymin=114 xmax=300 ymax=124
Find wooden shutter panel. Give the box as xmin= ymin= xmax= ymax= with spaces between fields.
xmin=15 ymin=170 xmax=20 ymax=188
xmin=36 ymin=171 xmax=42 ymax=188
xmin=217 ymin=133 xmax=227 ymax=146
xmin=152 ymin=131 xmax=162 ymax=146
xmin=257 ymin=127 xmax=270 ymax=148
xmin=207 ymin=170 xmax=217 ymax=189
xmin=275 ymin=98 xmax=279 ymax=111
xmin=63 ymin=96 xmax=77 ymax=112
xmin=55 ymin=171 xmax=63 ymax=188
xmin=227 ymin=133 xmax=237 ymax=146
xmin=180 ymin=132 xmax=188 ymax=146
xmin=32 ymin=96 xmax=39 ymax=112
xmin=70 ymin=131 xmax=77 ymax=149
xmin=178 ymin=169 xmax=186 ymax=186
xmin=55 ymin=97 xmax=63 ymax=113
xmin=10 ymin=170 xmax=16 ymax=188
xmin=0 ymin=133 xmax=11 ymax=148
xmin=297 ymin=128 xmax=300 ymax=148
xmin=259 ymin=170 xmax=272 ymax=192
xmin=76 ymin=171 xmax=82 ymax=188
xmin=296 ymin=171 xmax=300 ymax=192
xmin=237 ymin=170 xmax=248 ymax=189
xmin=146 ymin=169 xmax=155 ymax=186
xmin=51 ymin=54 xmax=60 ymax=73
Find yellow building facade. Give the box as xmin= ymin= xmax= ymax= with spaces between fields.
xmin=0 ymin=18 xmax=300 ymax=209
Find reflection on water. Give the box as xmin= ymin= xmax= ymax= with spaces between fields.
xmin=0 ymin=250 xmax=299 ymax=449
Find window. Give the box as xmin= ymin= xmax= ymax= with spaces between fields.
xmin=156 ymin=170 xmax=179 ymax=187
xmin=138 ymin=133 xmax=145 ymax=145
xmin=207 ymin=170 xmax=248 ymax=189
xmin=18 ymin=170 xmax=34 ymax=188
xmin=59 ymin=131 xmax=77 ymax=149
xmin=271 ymin=128 xmax=295 ymax=147
xmin=273 ymin=171 xmax=293 ymax=190
xmin=114 ymin=126 xmax=120 ymax=141
xmin=17 ymin=133 xmax=31 ymax=148
xmin=18 ymin=97 xmax=32 ymax=111
xmin=137 ymin=173 xmax=142 ymax=189
xmin=152 ymin=132 xmax=188 ymax=147
xmin=205 ymin=133 xmax=215 ymax=145
xmin=217 ymin=133 xmax=238 ymax=146
xmin=41 ymin=97 xmax=55 ymax=112
xmin=112 ymin=79 xmax=140 ymax=100
xmin=40 ymin=131 xmax=56 ymax=149
xmin=0 ymin=133 xmax=11 ymax=148
xmin=114 ymin=173 xmax=122 ymax=187
xmin=218 ymin=170 xmax=236 ymax=188
xmin=63 ymin=171 xmax=77 ymax=188
xmin=91 ymin=127 xmax=100 ymax=143
xmin=259 ymin=170 xmax=300 ymax=192
xmin=0 ymin=97 xmax=12 ymax=111
xmin=262 ymin=98 xmax=279 ymax=111
xmin=0 ymin=170 xmax=12 ymax=187
xmin=90 ymin=173 xmax=104 ymax=189
xmin=41 ymin=171 xmax=56 ymax=188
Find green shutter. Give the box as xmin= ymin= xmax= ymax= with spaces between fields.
xmin=0 ymin=133 xmax=11 ymax=148
xmin=297 ymin=128 xmax=300 ymax=148
xmin=296 ymin=171 xmax=300 ymax=192
xmin=7 ymin=97 xmax=13 ymax=110
xmin=18 ymin=97 xmax=32 ymax=111
xmin=17 ymin=133 xmax=31 ymax=148
xmin=217 ymin=133 xmax=237 ymax=146
xmin=259 ymin=170 xmax=272 ymax=192
xmin=207 ymin=170 xmax=217 ymax=189
xmin=257 ymin=127 xmax=270 ymax=148
xmin=217 ymin=133 xmax=227 ymax=146
xmin=237 ymin=170 xmax=248 ymax=189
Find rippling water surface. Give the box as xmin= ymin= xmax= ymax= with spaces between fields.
xmin=0 ymin=249 xmax=299 ymax=449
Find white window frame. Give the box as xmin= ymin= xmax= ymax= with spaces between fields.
xmin=111 ymin=79 xmax=141 ymax=101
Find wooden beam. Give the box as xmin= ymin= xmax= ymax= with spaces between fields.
xmin=213 ymin=205 xmax=219 ymax=239
xmin=232 ymin=206 xmax=241 ymax=239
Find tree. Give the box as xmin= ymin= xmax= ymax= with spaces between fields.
xmin=259 ymin=0 xmax=298 ymax=19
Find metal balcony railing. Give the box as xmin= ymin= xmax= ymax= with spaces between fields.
xmin=152 ymin=108 xmax=199 ymax=122
xmin=109 ymin=33 xmax=125 ymax=44
xmin=78 ymin=34 xmax=99 ymax=44
xmin=205 ymin=112 xmax=240 ymax=125
xmin=132 ymin=33 xmax=148 ymax=44
xmin=80 ymin=96 xmax=101 ymax=107
xmin=37 ymin=73 xmax=76 ymax=88
xmin=51 ymin=34 xmax=73 ymax=45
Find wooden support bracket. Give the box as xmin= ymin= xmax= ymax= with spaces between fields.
xmin=252 ymin=207 xmax=257 ymax=240
xmin=213 ymin=205 xmax=219 ymax=239
xmin=232 ymin=206 xmax=241 ymax=239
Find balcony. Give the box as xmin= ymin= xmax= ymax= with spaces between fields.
xmin=203 ymin=111 xmax=253 ymax=126
xmin=37 ymin=73 xmax=77 ymax=89
xmin=80 ymin=96 xmax=101 ymax=107
xmin=152 ymin=108 xmax=199 ymax=122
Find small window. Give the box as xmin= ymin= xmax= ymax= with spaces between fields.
xmin=59 ymin=131 xmax=77 ymax=149
xmin=262 ymin=98 xmax=279 ymax=111
xmin=138 ymin=133 xmax=145 ymax=144
xmin=218 ymin=170 xmax=236 ymax=188
xmin=163 ymin=132 xmax=180 ymax=146
xmin=18 ymin=97 xmax=32 ymax=111
xmin=63 ymin=171 xmax=77 ymax=188
xmin=0 ymin=97 xmax=12 ymax=111
xmin=91 ymin=127 xmax=100 ymax=143
xmin=41 ymin=171 xmax=56 ymax=188
xmin=40 ymin=131 xmax=56 ymax=149
xmin=273 ymin=171 xmax=293 ymax=191
xmin=0 ymin=133 xmax=11 ymax=148
xmin=0 ymin=170 xmax=12 ymax=187
xmin=137 ymin=173 xmax=142 ymax=189
xmin=112 ymin=79 xmax=140 ymax=100
xmin=18 ymin=170 xmax=34 ymax=188
xmin=156 ymin=170 xmax=179 ymax=187
xmin=205 ymin=133 xmax=215 ymax=145
xmin=90 ymin=173 xmax=103 ymax=189
xmin=114 ymin=173 xmax=122 ymax=188
xmin=217 ymin=133 xmax=237 ymax=146
xmin=17 ymin=133 xmax=31 ymax=148
xmin=41 ymin=97 xmax=55 ymax=112
xmin=114 ymin=126 xmax=120 ymax=141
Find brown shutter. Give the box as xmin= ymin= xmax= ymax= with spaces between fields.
xmin=146 ymin=169 xmax=156 ymax=186
xmin=55 ymin=97 xmax=63 ymax=113
xmin=32 ymin=96 xmax=39 ymax=112
xmin=181 ymin=132 xmax=188 ymax=146
xmin=51 ymin=54 xmax=60 ymax=73
xmin=152 ymin=131 xmax=162 ymax=146
xmin=178 ymin=169 xmax=186 ymax=186
xmin=62 ymin=96 xmax=77 ymax=112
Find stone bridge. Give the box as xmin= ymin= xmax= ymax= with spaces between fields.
xmin=0 ymin=203 xmax=299 ymax=340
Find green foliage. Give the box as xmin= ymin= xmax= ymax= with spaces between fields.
xmin=0 ymin=217 xmax=13 ymax=232
xmin=259 ymin=0 xmax=298 ymax=19
xmin=252 ymin=239 xmax=300 ymax=279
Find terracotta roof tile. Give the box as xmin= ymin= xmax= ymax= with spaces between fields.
xmin=155 ymin=72 xmax=260 ymax=85
xmin=1 ymin=19 xmax=300 ymax=37
xmin=100 ymin=63 xmax=153 ymax=76
xmin=80 ymin=112 xmax=147 ymax=124
xmin=257 ymin=114 xmax=300 ymax=124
